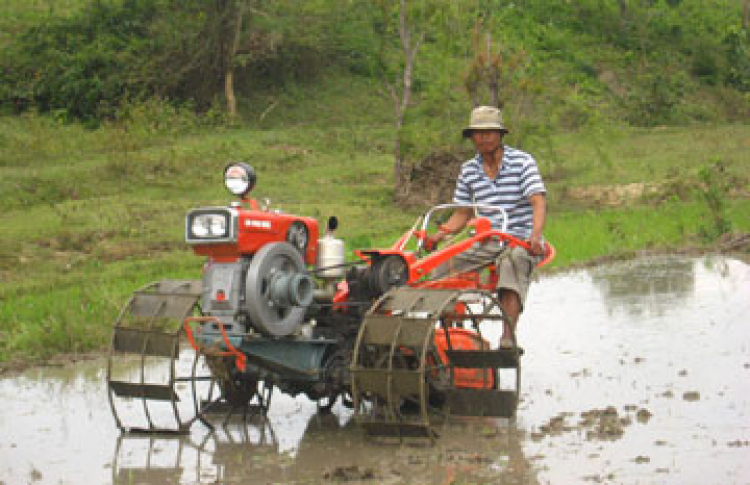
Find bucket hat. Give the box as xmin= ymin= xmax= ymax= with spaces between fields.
xmin=462 ymin=106 xmax=509 ymax=138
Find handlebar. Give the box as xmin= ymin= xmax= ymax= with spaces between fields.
xmin=416 ymin=204 xmax=508 ymax=252
xmin=420 ymin=203 xmax=509 ymax=234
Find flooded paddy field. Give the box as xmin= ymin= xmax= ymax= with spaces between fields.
xmin=1 ymin=255 xmax=748 ymax=484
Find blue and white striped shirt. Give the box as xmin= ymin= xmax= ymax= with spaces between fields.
xmin=453 ymin=147 xmax=546 ymax=240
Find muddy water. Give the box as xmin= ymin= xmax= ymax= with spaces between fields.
xmin=1 ymin=255 xmax=748 ymax=484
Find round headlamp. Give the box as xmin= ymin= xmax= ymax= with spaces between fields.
xmin=224 ymin=162 xmax=256 ymax=198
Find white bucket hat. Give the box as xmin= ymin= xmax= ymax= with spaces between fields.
xmin=462 ymin=106 xmax=509 ymax=138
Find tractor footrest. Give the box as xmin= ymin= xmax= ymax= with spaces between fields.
xmin=446 ymin=349 xmax=522 ymax=369
xmin=446 ymin=388 xmax=517 ymax=418
xmin=109 ymin=381 xmax=179 ymax=401
xmin=361 ymin=421 xmax=438 ymax=439
xmin=351 ymin=368 xmax=423 ymax=398
xmin=198 ymin=400 xmax=265 ymax=416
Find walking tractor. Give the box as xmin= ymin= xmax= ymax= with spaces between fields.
xmin=107 ymin=163 xmax=555 ymax=439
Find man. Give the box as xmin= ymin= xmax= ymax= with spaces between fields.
xmin=426 ymin=106 xmax=547 ymax=349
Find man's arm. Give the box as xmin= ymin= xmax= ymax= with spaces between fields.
xmin=528 ymin=193 xmax=546 ymax=255
xmin=426 ymin=208 xmax=472 ymax=249
xmin=440 ymin=208 xmax=472 ymax=236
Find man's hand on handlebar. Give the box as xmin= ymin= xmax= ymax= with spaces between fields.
xmin=423 ymin=234 xmax=441 ymax=252
xmin=423 ymin=224 xmax=454 ymax=252
xmin=527 ymin=233 xmax=545 ymax=256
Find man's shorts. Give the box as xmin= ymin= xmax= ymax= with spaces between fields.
xmin=432 ymin=241 xmax=540 ymax=311
xmin=496 ymin=245 xmax=541 ymax=311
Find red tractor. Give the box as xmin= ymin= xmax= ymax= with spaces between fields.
xmin=107 ymin=163 xmax=554 ymax=439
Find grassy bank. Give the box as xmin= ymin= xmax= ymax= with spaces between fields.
xmin=0 ymin=107 xmax=748 ymax=365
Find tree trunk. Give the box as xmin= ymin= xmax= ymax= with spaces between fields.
xmin=486 ymin=33 xmax=501 ymax=108
xmin=224 ymin=1 xmax=247 ymax=118
xmin=616 ymin=0 xmax=629 ymax=35
xmin=225 ymin=69 xmax=237 ymax=118
xmin=393 ymin=0 xmax=424 ymax=199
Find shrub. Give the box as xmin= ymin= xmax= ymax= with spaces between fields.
xmin=0 ymin=0 xmax=372 ymax=122
xmin=0 ymin=0 xmax=161 ymax=122
xmin=624 ymin=68 xmax=689 ymax=126
xmin=724 ymin=26 xmax=750 ymax=92
xmin=696 ymin=159 xmax=733 ymax=240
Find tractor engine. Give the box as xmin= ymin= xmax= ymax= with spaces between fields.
xmin=184 ymin=163 xmax=348 ymax=340
xmin=187 ymin=203 xmax=318 ymax=338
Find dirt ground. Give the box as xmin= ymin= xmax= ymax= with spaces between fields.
xmin=395 ymin=151 xmax=466 ymax=210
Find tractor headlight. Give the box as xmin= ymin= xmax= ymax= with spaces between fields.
xmin=186 ymin=208 xmax=237 ymax=243
xmin=192 ymin=214 xmax=227 ymax=237
xmin=224 ymin=162 xmax=256 ymax=198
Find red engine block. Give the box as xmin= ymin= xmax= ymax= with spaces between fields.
xmin=191 ymin=201 xmax=319 ymax=265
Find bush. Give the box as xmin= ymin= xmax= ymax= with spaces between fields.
xmin=0 ymin=0 xmax=747 ymax=128
xmin=696 ymin=159 xmax=733 ymax=240
xmin=724 ymin=26 xmax=750 ymax=92
xmin=624 ymin=68 xmax=690 ymax=126
xmin=0 ymin=0 xmax=161 ymax=122
xmin=0 ymin=0 xmax=373 ymax=122
xmin=112 ymin=98 xmax=203 ymax=137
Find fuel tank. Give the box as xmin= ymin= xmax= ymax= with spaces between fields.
xmin=315 ymin=233 xmax=346 ymax=279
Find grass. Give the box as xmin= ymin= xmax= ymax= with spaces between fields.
xmin=533 ymin=124 xmax=750 ymax=188
xmin=546 ymin=199 xmax=750 ymax=267
xmin=0 ymin=89 xmax=748 ymax=364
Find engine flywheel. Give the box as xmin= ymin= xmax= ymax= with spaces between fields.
xmin=245 ymin=242 xmax=313 ymax=337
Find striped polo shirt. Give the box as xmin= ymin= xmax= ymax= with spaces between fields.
xmin=453 ymin=146 xmax=546 ymax=240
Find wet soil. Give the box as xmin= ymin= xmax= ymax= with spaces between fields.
xmin=1 ymin=255 xmax=749 ymax=484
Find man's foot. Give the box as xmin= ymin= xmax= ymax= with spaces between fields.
xmin=498 ymin=337 xmax=514 ymax=349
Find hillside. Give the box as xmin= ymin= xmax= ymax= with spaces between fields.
xmin=0 ymin=0 xmax=749 ymax=366
xmin=1 ymin=0 xmax=748 ymax=132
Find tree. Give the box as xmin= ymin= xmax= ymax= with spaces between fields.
xmin=374 ymin=0 xmax=442 ymax=199
xmin=390 ymin=0 xmax=425 ymax=195
xmin=213 ymin=0 xmax=257 ymax=118
xmin=160 ymin=0 xmax=259 ymax=117
xmin=463 ymin=25 xmax=526 ymax=109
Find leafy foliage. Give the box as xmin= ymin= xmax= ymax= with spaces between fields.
xmin=0 ymin=0 xmax=379 ymax=121
xmin=696 ymin=159 xmax=734 ymax=239
xmin=0 ymin=0 xmax=748 ymax=129
xmin=724 ymin=25 xmax=750 ymax=92
xmin=1 ymin=0 xmax=161 ymax=121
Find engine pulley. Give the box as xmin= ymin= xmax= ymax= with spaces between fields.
xmin=245 ymin=242 xmax=314 ymax=337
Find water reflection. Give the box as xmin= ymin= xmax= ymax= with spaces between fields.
xmin=590 ymin=255 xmax=695 ymax=317
xmin=108 ymin=405 xmax=536 ymax=484
xmin=112 ymin=413 xmax=279 ymax=484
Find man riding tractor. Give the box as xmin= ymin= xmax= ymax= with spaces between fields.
xmin=425 ymin=106 xmax=547 ymax=349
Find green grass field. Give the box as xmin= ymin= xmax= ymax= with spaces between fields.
xmin=1 ymin=100 xmax=748 ymax=365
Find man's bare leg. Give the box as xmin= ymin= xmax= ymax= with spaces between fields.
xmin=499 ymin=290 xmax=521 ymax=347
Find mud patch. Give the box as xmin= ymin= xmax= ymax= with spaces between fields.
xmin=324 ymin=465 xmax=376 ymax=481
xmin=682 ymin=391 xmax=701 ymax=401
xmin=531 ymin=405 xmax=656 ymax=443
